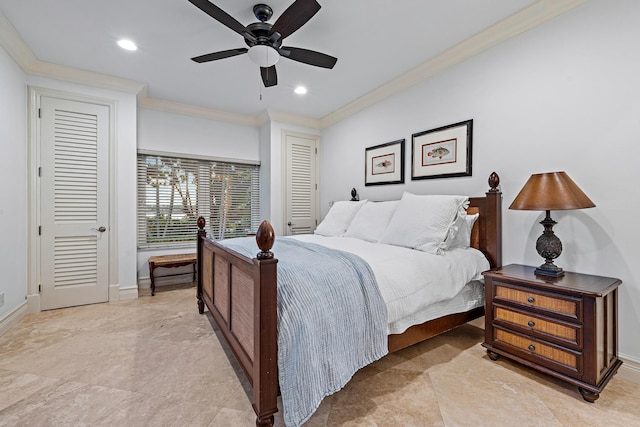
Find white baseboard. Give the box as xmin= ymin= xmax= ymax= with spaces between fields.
xmin=619 ymin=355 xmax=640 ymax=385
xmin=119 ymin=287 xmax=139 ymax=301
xmin=0 ymin=301 xmax=28 ymax=337
xmin=26 ymin=293 xmax=40 ymax=313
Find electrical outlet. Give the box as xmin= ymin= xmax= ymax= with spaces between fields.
xmin=0 ymin=292 xmax=4 ymax=308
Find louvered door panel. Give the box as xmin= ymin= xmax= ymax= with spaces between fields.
xmin=289 ymin=143 xmax=315 ymax=234
xmin=40 ymin=97 xmax=109 ymax=310
xmin=284 ymin=133 xmax=318 ymax=235
xmin=54 ymin=110 xmax=99 ymax=223
xmin=54 ymin=237 xmax=98 ymax=287
xmin=290 ymin=143 xmax=312 ymax=233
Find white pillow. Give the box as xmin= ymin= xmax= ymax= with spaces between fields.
xmin=344 ymin=200 xmax=400 ymax=242
xmin=314 ymin=200 xmax=367 ymax=237
xmin=445 ymin=213 xmax=479 ymax=250
xmin=379 ymin=192 xmax=468 ymax=254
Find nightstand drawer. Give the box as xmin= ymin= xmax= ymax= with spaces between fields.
xmin=495 ymin=328 xmax=581 ymax=376
xmin=494 ymin=306 xmax=581 ymax=349
xmin=495 ymin=284 xmax=581 ymax=320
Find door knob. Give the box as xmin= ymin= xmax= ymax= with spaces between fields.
xmin=287 ymin=222 xmax=293 ymax=226
xmin=92 ymin=226 xmax=107 ymax=232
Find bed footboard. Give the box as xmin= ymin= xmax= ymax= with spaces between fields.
xmin=197 ymin=218 xmax=279 ymax=427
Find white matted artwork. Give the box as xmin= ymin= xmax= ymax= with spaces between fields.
xmin=365 ymin=139 xmax=405 ymax=186
xmin=412 ymin=119 xmax=473 ymax=180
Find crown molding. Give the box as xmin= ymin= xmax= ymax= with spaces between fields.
xmin=138 ymin=94 xmax=260 ymax=127
xmin=0 ymin=8 xmax=37 ymax=68
xmin=265 ymin=110 xmax=321 ymax=130
xmin=320 ymin=0 xmax=586 ymax=128
xmin=29 ymin=61 xmax=146 ymax=94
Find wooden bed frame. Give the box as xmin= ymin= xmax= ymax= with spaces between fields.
xmin=196 ymin=172 xmax=502 ymax=426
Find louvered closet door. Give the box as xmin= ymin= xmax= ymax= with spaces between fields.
xmin=284 ymin=133 xmax=318 ymax=235
xmin=40 ymin=97 xmax=109 ymax=310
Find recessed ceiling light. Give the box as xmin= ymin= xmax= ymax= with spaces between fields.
xmin=117 ymin=39 xmax=138 ymax=51
xmin=294 ymin=86 xmax=307 ymax=95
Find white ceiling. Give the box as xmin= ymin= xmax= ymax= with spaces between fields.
xmin=1 ymin=0 xmax=571 ymax=123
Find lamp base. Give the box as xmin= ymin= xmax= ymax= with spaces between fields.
xmin=534 ymin=211 xmax=565 ymax=278
xmin=535 ymin=263 xmax=565 ymax=277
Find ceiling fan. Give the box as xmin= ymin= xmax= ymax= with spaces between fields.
xmin=188 ymin=0 xmax=337 ymax=87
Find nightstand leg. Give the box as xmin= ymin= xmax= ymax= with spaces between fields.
xmin=579 ymin=387 xmax=599 ymax=403
xmin=487 ymin=350 xmax=500 ymax=361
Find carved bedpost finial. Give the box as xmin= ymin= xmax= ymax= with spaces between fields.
xmin=197 ymin=216 xmax=206 ymax=230
xmin=488 ymin=172 xmax=500 ymax=192
xmin=256 ymin=220 xmax=275 ymax=260
xmin=350 ymin=188 xmax=359 ymax=201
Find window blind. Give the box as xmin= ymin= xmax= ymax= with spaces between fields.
xmin=137 ymin=152 xmax=260 ymax=248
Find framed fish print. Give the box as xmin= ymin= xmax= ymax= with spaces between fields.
xmin=411 ymin=119 xmax=473 ymax=180
xmin=365 ymin=139 xmax=405 ymax=186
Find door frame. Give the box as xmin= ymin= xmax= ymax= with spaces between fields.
xmin=27 ymin=86 xmax=119 ymax=313
xmin=280 ymin=129 xmax=320 ymax=236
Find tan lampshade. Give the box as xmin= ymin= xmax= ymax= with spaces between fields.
xmin=509 ymin=172 xmax=596 ymax=211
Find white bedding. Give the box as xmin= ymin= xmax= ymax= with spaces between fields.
xmin=290 ymin=234 xmax=489 ymax=334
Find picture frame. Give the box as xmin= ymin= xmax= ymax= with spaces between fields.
xmin=365 ymin=139 xmax=405 ymax=186
xmin=411 ymin=119 xmax=473 ymax=180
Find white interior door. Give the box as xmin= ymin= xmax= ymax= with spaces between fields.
xmin=284 ymin=132 xmax=319 ymax=235
xmin=39 ymin=96 xmax=110 ymax=310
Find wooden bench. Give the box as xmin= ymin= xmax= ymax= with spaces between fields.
xmin=148 ymin=253 xmax=197 ymax=296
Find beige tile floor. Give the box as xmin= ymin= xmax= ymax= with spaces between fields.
xmin=1 ymin=285 xmax=639 ymax=426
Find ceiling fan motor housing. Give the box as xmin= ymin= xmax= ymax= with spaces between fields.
xmin=244 ymin=22 xmax=282 ymax=49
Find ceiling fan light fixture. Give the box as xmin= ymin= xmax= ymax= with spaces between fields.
xmin=248 ymin=44 xmax=280 ymax=68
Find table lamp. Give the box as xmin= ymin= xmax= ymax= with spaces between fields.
xmin=509 ymin=172 xmax=595 ymax=277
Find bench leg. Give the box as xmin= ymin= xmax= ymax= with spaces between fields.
xmin=149 ymin=263 xmax=156 ymax=296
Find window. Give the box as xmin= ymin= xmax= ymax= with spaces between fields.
xmin=137 ymin=151 xmax=260 ymax=248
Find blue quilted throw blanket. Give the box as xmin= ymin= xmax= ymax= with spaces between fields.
xmin=220 ymin=237 xmax=388 ymax=427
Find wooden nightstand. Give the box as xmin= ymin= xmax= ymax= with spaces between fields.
xmin=482 ymin=264 xmax=622 ymax=402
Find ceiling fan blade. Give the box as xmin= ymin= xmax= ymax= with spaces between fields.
xmin=269 ymin=0 xmax=321 ymax=40
xmin=191 ymin=48 xmax=248 ymax=63
xmin=188 ymin=0 xmax=246 ymax=35
xmin=279 ymin=46 xmax=337 ymax=69
xmin=261 ymin=66 xmax=278 ymax=87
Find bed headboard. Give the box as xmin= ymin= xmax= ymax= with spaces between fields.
xmin=467 ymin=172 xmax=502 ymax=268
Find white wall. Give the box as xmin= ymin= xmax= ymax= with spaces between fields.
xmin=136 ymin=108 xmax=260 ymax=282
xmin=0 ymin=45 xmax=27 ymax=322
xmin=137 ymin=108 xmax=259 ymax=160
xmin=259 ymin=120 xmax=272 ymax=223
xmin=321 ymin=0 xmax=640 ymax=362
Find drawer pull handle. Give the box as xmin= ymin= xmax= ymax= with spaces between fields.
xmin=528 ymin=344 xmax=536 ymax=351
xmin=527 ymin=296 xmax=535 ymax=303
xmin=528 ymin=320 xmax=535 ymax=327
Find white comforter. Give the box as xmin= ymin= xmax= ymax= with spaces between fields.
xmin=290 ymin=235 xmax=490 ymax=334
